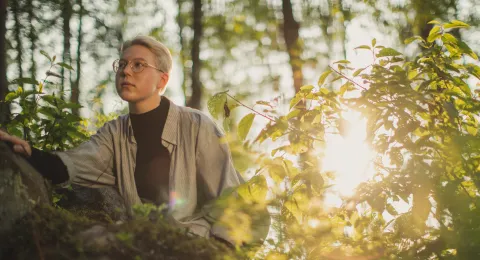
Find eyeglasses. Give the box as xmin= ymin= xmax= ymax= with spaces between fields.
xmin=113 ymin=59 xmax=165 ymax=74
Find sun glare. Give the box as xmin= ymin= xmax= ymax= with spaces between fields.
xmin=322 ymin=110 xmax=375 ymax=198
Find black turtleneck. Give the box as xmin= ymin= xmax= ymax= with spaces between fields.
xmin=130 ymin=97 xmax=171 ymax=205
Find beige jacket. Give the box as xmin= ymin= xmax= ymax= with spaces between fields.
xmin=55 ymin=98 xmax=243 ymax=244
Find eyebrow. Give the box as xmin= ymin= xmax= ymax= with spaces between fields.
xmin=119 ymin=57 xmax=148 ymax=62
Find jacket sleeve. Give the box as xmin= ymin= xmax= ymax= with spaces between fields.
xmin=195 ymin=115 xmax=243 ymax=245
xmin=53 ymin=121 xmax=116 ymax=188
xmin=195 ymin=115 xmax=271 ymax=247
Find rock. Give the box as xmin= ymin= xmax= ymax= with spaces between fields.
xmin=55 ymin=184 xmax=128 ymax=223
xmin=0 ymin=141 xmax=50 ymax=236
xmin=78 ymin=224 xmax=116 ymax=250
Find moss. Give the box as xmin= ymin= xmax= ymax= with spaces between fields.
xmin=1 ymin=205 xmax=244 ymax=260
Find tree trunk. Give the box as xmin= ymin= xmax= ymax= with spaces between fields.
xmin=11 ymin=0 xmax=23 ymax=88
xmin=176 ymin=0 xmax=189 ymax=102
xmin=71 ymin=0 xmax=83 ymax=116
xmin=186 ymin=0 xmax=203 ymax=109
xmin=0 ymin=0 xmax=9 ymax=125
xmin=282 ymin=0 xmax=303 ymax=93
xmin=26 ymin=0 xmax=37 ymax=105
xmin=27 ymin=0 xmax=36 ymax=81
xmin=61 ymin=0 xmax=72 ymax=98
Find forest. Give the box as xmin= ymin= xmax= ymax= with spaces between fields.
xmin=1 ymin=0 xmax=480 ymax=259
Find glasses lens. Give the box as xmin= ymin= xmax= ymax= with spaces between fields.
xmin=132 ymin=61 xmax=145 ymax=73
xmin=113 ymin=60 xmax=119 ymax=72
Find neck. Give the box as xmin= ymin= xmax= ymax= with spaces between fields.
xmin=129 ymin=95 xmax=162 ymax=114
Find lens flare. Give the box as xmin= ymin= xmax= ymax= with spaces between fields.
xmin=322 ymin=110 xmax=375 ymax=198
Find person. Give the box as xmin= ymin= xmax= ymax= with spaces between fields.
xmin=0 ymin=35 xmax=246 ymax=247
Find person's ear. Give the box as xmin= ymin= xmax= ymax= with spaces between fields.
xmin=157 ymin=72 xmax=169 ymax=92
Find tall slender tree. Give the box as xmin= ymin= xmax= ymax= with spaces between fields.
xmin=11 ymin=0 xmax=24 ymax=88
xmin=61 ymin=0 xmax=72 ymax=97
xmin=281 ymin=0 xmax=303 ymax=94
xmin=176 ymin=0 xmax=189 ymax=101
xmin=71 ymin=0 xmax=83 ymax=115
xmin=27 ymin=0 xmax=36 ymax=81
xmin=186 ymin=0 xmax=203 ymax=109
xmin=0 ymin=0 xmax=8 ymax=125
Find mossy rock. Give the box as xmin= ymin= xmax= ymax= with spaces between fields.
xmin=54 ymin=184 xmax=128 ymax=223
xmin=0 ymin=141 xmax=50 ymax=236
xmin=1 ymin=205 xmax=243 ymax=259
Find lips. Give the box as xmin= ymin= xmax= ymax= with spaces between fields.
xmin=121 ymin=81 xmax=135 ymax=87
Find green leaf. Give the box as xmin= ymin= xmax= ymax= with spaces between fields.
xmin=354 ymin=45 xmax=371 ymax=50
xmin=353 ymin=67 xmax=366 ymax=77
xmin=458 ymin=40 xmax=478 ymax=60
xmin=427 ymin=26 xmax=442 ymax=43
xmin=386 ymin=203 xmax=398 ymax=216
xmin=427 ymin=20 xmax=441 ymax=25
xmin=255 ymin=101 xmax=273 ymax=108
xmin=317 ymin=70 xmax=332 ymax=86
xmin=5 ymin=92 xmax=19 ymax=102
xmin=65 ymin=113 xmax=82 ymax=123
xmin=377 ymin=48 xmax=402 ymax=57
xmin=404 ymin=36 xmax=424 ymax=44
xmin=466 ymin=125 xmax=478 ymax=136
xmin=207 ymin=92 xmax=227 ymax=119
xmin=466 ymin=64 xmax=480 ymax=80
xmin=40 ymin=50 xmax=51 ymax=62
xmin=441 ymin=33 xmax=458 ymax=45
xmin=289 ymin=94 xmax=302 ymax=109
xmin=339 ymin=82 xmax=355 ymax=95
xmin=333 ymin=60 xmax=351 ymax=64
xmin=300 ymin=85 xmax=314 ymax=93
xmin=11 ymin=78 xmax=39 ymax=85
xmin=56 ymin=62 xmax=74 ymax=70
xmin=372 ymin=38 xmax=377 ymax=47
xmin=238 ymin=113 xmax=255 ymax=140
xmin=38 ymin=107 xmax=57 ymax=119
xmin=444 ymin=20 xmax=470 ymax=29
xmin=237 ymin=175 xmax=268 ymax=204
xmin=286 ymin=109 xmax=301 ymax=119
xmin=452 ymin=77 xmax=472 ymax=97
xmin=62 ymin=102 xmax=83 ymax=110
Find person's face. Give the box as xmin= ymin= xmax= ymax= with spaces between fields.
xmin=115 ymin=45 xmax=168 ymax=105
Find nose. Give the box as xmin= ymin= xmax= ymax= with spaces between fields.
xmin=120 ymin=61 xmax=133 ymax=76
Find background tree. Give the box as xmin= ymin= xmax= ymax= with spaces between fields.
xmin=0 ymin=0 xmax=8 ymax=125
xmin=186 ymin=0 xmax=203 ymax=109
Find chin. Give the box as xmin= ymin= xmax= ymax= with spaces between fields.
xmin=118 ymin=91 xmax=136 ymax=102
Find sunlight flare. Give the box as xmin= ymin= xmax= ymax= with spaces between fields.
xmin=322 ymin=110 xmax=375 ymax=197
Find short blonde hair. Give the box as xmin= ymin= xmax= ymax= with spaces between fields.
xmin=121 ymin=35 xmax=173 ymax=74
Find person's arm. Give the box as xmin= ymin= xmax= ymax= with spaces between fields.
xmin=27 ymin=148 xmax=69 ymax=184
xmin=1 ymin=125 xmax=116 ymax=187
xmin=194 ymin=115 xmax=245 ymax=246
xmin=1 ymin=129 xmax=69 ymax=184
xmin=53 ymin=122 xmax=116 ymax=187
xmin=195 ymin=116 xmax=271 ymax=247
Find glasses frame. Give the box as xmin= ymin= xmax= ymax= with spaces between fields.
xmin=113 ymin=59 xmax=165 ymax=74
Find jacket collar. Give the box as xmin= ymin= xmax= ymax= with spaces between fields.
xmin=161 ymin=97 xmax=179 ymax=145
xmin=127 ymin=96 xmax=179 ymax=145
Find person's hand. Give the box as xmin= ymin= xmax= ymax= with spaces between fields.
xmin=0 ymin=129 xmax=32 ymax=157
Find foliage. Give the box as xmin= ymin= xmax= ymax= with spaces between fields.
xmin=1 ymin=51 xmax=89 ymax=151
xmin=209 ymin=20 xmax=480 ymax=259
